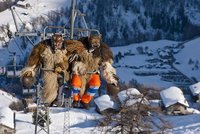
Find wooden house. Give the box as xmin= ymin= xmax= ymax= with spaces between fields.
xmin=160 ymin=86 xmax=189 ymax=115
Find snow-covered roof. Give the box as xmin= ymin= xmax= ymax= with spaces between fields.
xmin=117 ymin=88 xmax=149 ymax=106
xmin=94 ymin=95 xmax=115 ymax=112
xmin=160 ymin=86 xmax=189 ymax=108
xmin=189 ymin=82 xmax=200 ymax=96
xmin=0 ymin=107 xmax=14 ymax=129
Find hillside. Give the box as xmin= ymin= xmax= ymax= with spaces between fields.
xmin=70 ymin=0 xmax=200 ymax=46
xmin=1 ymin=0 xmax=200 ymax=47
xmin=112 ymin=37 xmax=200 ymax=94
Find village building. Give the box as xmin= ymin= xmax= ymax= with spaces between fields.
xmin=160 ymin=86 xmax=189 ymax=115
xmin=189 ymin=82 xmax=200 ymax=102
xmin=117 ymin=88 xmax=149 ymax=107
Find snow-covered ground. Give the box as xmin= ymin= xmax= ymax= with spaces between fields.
xmin=0 ymin=90 xmax=200 ymax=134
xmin=16 ymin=107 xmax=102 ymax=134
xmin=0 ymin=89 xmax=18 ymax=107
xmin=112 ymin=38 xmax=200 ymax=88
xmin=0 ymin=0 xmax=70 ymax=26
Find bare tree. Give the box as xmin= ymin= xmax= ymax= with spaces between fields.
xmin=97 ymin=86 xmax=171 ymax=134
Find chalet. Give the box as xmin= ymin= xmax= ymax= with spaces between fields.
xmin=160 ymin=86 xmax=189 ymax=115
xmin=117 ymin=88 xmax=150 ymax=119
xmin=117 ymin=88 xmax=149 ymax=106
xmin=0 ymin=107 xmax=15 ymax=134
xmin=189 ymin=82 xmax=200 ymax=102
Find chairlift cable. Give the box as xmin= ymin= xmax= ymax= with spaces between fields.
xmin=12 ymin=8 xmax=36 ymax=46
xmin=13 ymin=7 xmax=25 ymax=25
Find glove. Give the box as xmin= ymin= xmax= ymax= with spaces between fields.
xmin=55 ymin=67 xmax=62 ymax=74
xmin=79 ymin=67 xmax=87 ymax=75
xmin=24 ymin=71 xmax=32 ymax=77
xmin=21 ymin=76 xmax=35 ymax=88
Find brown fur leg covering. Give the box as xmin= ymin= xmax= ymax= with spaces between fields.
xmin=42 ymin=72 xmax=59 ymax=104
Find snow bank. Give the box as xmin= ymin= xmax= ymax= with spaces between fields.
xmin=0 ymin=89 xmax=18 ymax=107
xmin=0 ymin=107 xmax=14 ymax=129
xmin=160 ymin=86 xmax=189 ymax=108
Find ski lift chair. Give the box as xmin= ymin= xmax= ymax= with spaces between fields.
xmin=6 ymin=64 xmax=23 ymax=77
xmin=6 ymin=52 xmax=24 ymax=78
xmin=22 ymin=86 xmax=36 ymax=96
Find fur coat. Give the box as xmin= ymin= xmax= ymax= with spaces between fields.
xmin=20 ymin=39 xmax=69 ymax=105
xmin=64 ymin=38 xmax=118 ymax=96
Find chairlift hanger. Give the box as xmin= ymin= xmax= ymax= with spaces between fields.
xmin=11 ymin=0 xmax=101 ymax=41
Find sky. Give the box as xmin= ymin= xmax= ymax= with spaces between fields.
xmin=1 ymin=0 xmax=200 ymax=134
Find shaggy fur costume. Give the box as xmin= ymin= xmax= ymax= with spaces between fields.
xmin=79 ymin=36 xmax=118 ymax=85
xmin=64 ymin=36 xmax=118 ymax=96
xmin=20 ymin=39 xmax=69 ymax=105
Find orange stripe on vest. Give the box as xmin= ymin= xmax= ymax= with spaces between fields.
xmin=71 ymin=74 xmax=82 ymax=88
xmin=81 ymin=94 xmax=93 ymax=104
xmin=88 ymin=74 xmax=101 ymax=87
xmin=73 ymin=94 xmax=80 ymax=101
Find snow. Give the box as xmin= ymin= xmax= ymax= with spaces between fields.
xmin=24 ymin=22 xmax=33 ymax=32
xmin=94 ymin=94 xmax=115 ymax=111
xmin=16 ymin=107 xmax=102 ymax=134
xmin=189 ymin=82 xmax=200 ymax=96
xmin=112 ymin=40 xmax=180 ymax=87
xmin=0 ymin=107 xmax=14 ymax=129
xmin=160 ymin=86 xmax=189 ymax=108
xmin=0 ymin=0 xmax=70 ymax=26
xmin=0 ymin=89 xmax=18 ymax=107
xmin=174 ymin=37 xmax=200 ymax=81
xmin=1 ymin=88 xmax=196 ymax=134
xmin=118 ymin=88 xmax=149 ymax=106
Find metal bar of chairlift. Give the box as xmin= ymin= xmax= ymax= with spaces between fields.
xmin=70 ymin=0 xmax=76 ymax=39
xmin=43 ymin=26 xmax=70 ymax=40
xmin=10 ymin=7 xmax=19 ymax=32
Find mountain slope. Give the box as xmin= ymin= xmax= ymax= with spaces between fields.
xmin=112 ymin=38 xmax=200 ymax=91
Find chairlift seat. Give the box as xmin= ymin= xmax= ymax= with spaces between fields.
xmin=6 ymin=65 xmax=23 ymax=77
xmin=23 ymin=88 xmax=36 ymax=95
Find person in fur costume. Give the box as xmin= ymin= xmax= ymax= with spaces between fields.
xmin=64 ymin=34 xmax=119 ymax=109
xmin=20 ymin=34 xmax=69 ymax=105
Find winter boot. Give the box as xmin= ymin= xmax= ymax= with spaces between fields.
xmin=72 ymin=101 xmax=79 ymax=108
xmin=80 ymin=101 xmax=90 ymax=110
